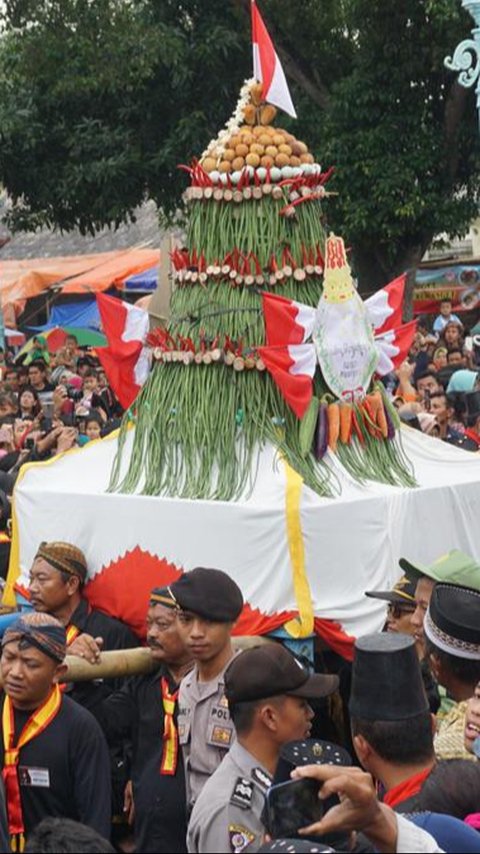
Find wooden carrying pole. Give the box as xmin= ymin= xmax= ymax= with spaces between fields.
xmin=0 ymin=636 xmax=271 ymax=685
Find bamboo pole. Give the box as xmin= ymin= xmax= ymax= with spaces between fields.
xmin=63 ymin=635 xmax=271 ymax=682
xmin=0 ymin=636 xmax=272 ymax=685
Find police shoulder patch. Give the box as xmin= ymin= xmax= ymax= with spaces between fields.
xmin=230 ymin=777 xmax=253 ymax=809
xmin=228 ymin=824 xmax=256 ymax=853
xmin=252 ymin=766 xmax=272 ymax=792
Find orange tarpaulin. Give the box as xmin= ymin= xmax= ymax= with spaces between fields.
xmin=0 ymin=248 xmax=160 ymax=320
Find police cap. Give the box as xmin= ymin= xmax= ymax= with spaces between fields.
xmin=170 ymin=567 xmax=244 ymax=622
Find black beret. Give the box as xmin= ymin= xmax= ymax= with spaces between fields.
xmin=170 ymin=567 xmax=244 ymax=622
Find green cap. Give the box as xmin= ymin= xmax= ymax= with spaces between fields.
xmin=399 ymin=549 xmax=480 ymax=591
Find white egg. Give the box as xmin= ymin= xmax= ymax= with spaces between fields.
xmin=281 ymin=166 xmax=293 ymax=179
xmin=210 ymin=170 xmax=220 ymax=183
xmin=270 ymin=167 xmax=282 ymax=182
xmin=256 ymin=167 xmax=267 ymax=181
xmin=231 ymin=171 xmax=241 ymax=185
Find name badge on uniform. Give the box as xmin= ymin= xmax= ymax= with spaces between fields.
xmin=18 ymin=766 xmax=50 ymax=788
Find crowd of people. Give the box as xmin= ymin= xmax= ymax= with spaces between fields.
xmin=0 ymin=543 xmax=477 ymax=852
xmin=0 ymin=334 xmax=124 ymax=579
xmin=390 ymin=299 xmax=480 ymax=448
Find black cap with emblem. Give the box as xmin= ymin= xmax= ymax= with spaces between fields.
xmin=266 ymin=740 xmax=351 ymax=851
xmin=224 ymin=644 xmax=339 ymax=706
xmin=169 ymin=567 xmax=244 ymax=622
xmin=273 ymin=739 xmax=352 ymax=786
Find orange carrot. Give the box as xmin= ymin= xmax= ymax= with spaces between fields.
xmin=367 ymin=391 xmax=388 ymax=439
xmin=327 ymin=402 xmax=340 ymax=451
xmin=339 ymin=402 xmax=353 ymax=444
xmin=352 ymin=407 xmax=365 ymax=444
xmin=372 ymin=392 xmax=389 ymax=438
xmin=361 ymin=398 xmax=379 ymax=437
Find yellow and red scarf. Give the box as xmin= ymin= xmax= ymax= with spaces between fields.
xmin=58 ymin=624 xmax=81 ymax=694
xmin=65 ymin=624 xmax=81 ymax=647
xmin=2 ymin=686 xmax=62 ymax=852
xmin=160 ymin=677 xmax=179 ymax=775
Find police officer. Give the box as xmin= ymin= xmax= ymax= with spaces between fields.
xmin=170 ymin=567 xmax=244 ymax=807
xmin=187 ymin=643 xmax=339 ymax=853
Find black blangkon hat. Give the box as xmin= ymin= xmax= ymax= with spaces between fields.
xmin=349 ymin=633 xmax=429 ymax=721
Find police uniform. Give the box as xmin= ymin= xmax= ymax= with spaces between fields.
xmin=178 ymin=654 xmax=239 ymax=806
xmin=170 ymin=566 xmax=245 ymax=807
xmin=187 ymin=741 xmax=272 ymax=853
xmin=186 ymin=645 xmax=339 ymax=854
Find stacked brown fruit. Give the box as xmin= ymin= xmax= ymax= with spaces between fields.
xmin=201 ymin=125 xmax=314 ymax=174
xmin=200 ymin=82 xmax=314 ymax=175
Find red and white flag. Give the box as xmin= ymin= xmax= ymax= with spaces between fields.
xmin=258 ymin=343 xmax=316 ymax=418
xmin=252 ymin=0 xmax=297 ymax=118
xmin=374 ymin=319 xmax=417 ymax=377
xmin=262 ymin=291 xmax=316 ymax=346
xmin=96 ymin=293 xmax=150 ymax=409
xmin=364 ymin=273 xmax=406 ymax=336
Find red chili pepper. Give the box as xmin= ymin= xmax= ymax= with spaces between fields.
xmin=319 ymin=166 xmax=335 ymax=186
xmin=284 ymin=247 xmax=297 ymax=269
xmin=250 ymin=252 xmax=262 ymax=276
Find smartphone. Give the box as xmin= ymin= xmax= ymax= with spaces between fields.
xmin=42 ymin=401 xmax=55 ymax=419
xmin=265 ymin=778 xmax=323 ymax=839
xmin=24 ymin=437 xmax=35 ymax=451
xmin=423 ymin=389 xmax=431 ymax=411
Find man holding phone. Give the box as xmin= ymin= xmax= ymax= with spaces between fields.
xmin=186 ymin=644 xmax=338 ymax=854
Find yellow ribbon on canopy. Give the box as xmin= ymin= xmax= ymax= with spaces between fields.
xmin=282 ymin=460 xmax=314 ymax=639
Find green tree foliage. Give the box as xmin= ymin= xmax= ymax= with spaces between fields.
xmin=0 ymin=0 xmax=478 ymax=288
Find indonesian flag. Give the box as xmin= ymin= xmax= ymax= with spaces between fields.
xmin=262 ymin=292 xmax=316 ymax=346
xmin=252 ymin=0 xmax=297 ymax=119
xmin=374 ymin=320 xmax=417 ymax=377
xmin=258 ymin=343 xmax=316 ymax=418
xmin=96 ymin=293 xmax=150 ymax=409
xmin=364 ymin=273 xmax=406 ymax=336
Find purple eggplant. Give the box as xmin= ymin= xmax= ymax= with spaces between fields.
xmin=314 ymin=403 xmax=329 ymax=459
xmin=384 ymin=400 xmax=396 ymax=440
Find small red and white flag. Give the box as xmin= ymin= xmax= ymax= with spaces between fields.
xmin=258 ymin=343 xmax=316 ymax=418
xmin=252 ymin=0 xmax=297 ymax=118
xmin=262 ymin=291 xmax=316 ymax=346
xmin=96 ymin=293 xmax=150 ymax=409
xmin=364 ymin=273 xmax=406 ymax=336
xmin=374 ymin=319 xmax=417 ymax=377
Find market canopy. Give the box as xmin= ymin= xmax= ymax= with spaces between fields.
xmin=30 ymin=298 xmax=101 ymax=332
xmin=0 ymin=247 xmax=160 ymax=319
xmin=414 ymin=260 xmax=480 ymax=314
xmin=124 ymin=266 xmax=158 ymax=291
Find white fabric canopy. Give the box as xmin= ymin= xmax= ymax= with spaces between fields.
xmin=7 ymin=427 xmax=480 ymax=641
